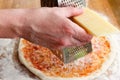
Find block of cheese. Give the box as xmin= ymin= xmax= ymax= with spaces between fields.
xmin=72 ymin=8 xmax=119 ymax=36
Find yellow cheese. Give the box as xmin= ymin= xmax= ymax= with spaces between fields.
xmin=72 ymin=8 xmax=119 ymax=36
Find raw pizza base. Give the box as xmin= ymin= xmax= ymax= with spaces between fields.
xmin=18 ymin=35 xmax=118 ymax=80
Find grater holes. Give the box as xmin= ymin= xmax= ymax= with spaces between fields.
xmin=59 ymin=0 xmax=86 ymax=8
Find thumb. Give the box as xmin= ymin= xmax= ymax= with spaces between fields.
xmin=59 ymin=7 xmax=83 ymax=17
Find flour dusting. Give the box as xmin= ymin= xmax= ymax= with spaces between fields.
xmin=0 ymin=39 xmax=39 ymax=80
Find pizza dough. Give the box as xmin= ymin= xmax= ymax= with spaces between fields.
xmin=18 ymin=35 xmax=118 ymax=80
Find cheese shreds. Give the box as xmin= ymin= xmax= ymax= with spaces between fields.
xmin=21 ymin=36 xmax=110 ymax=77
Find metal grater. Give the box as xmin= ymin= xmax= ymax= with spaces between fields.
xmin=52 ymin=42 xmax=92 ymax=63
xmin=62 ymin=42 xmax=92 ymax=63
xmin=57 ymin=0 xmax=86 ymax=8
xmin=51 ymin=0 xmax=92 ymax=63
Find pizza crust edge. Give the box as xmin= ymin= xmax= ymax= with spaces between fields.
xmin=18 ymin=35 xmax=118 ymax=80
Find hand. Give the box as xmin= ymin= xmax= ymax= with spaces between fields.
xmin=17 ymin=7 xmax=92 ymax=49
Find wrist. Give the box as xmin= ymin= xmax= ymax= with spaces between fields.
xmin=0 ymin=10 xmax=19 ymax=38
xmin=10 ymin=9 xmax=32 ymax=39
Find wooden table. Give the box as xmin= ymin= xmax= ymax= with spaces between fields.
xmin=0 ymin=0 xmax=41 ymax=8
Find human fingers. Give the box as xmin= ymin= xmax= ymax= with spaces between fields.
xmin=65 ymin=19 xmax=92 ymax=42
xmin=54 ymin=7 xmax=83 ymax=17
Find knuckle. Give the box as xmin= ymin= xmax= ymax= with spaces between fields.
xmin=58 ymin=38 xmax=71 ymax=46
xmin=59 ymin=39 xmax=66 ymax=46
xmin=52 ymin=7 xmax=61 ymax=16
xmin=64 ymin=7 xmax=74 ymax=12
xmin=53 ymin=7 xmax=74 ymax=17
xmin=63 ymin=24 xmax=74 ymax=35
